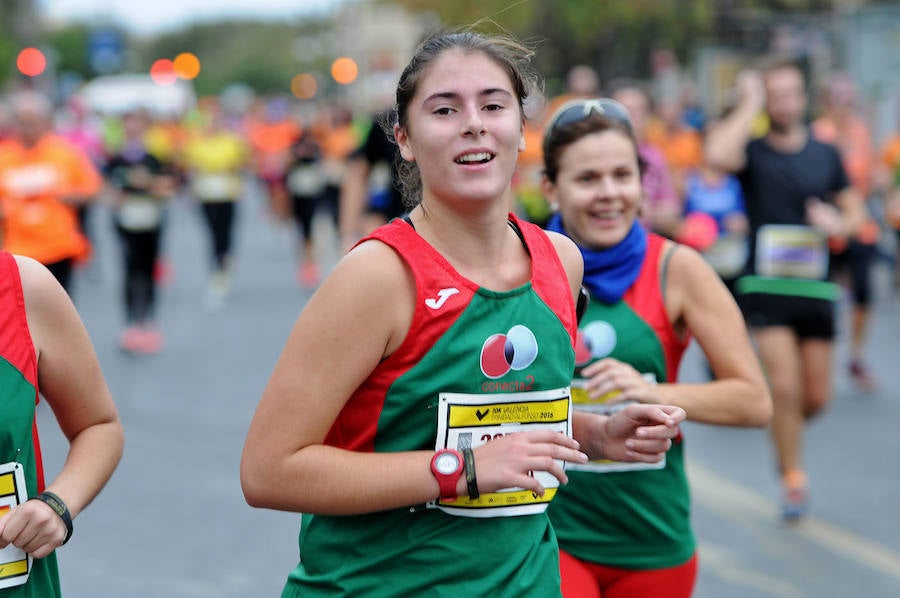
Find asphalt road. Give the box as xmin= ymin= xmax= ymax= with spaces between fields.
xmin=34 ymin=187 xmax=900 ymax=597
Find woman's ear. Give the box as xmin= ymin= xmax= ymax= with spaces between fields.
xmin=394 ymin=123 xmax=415 ymax=162
xmin=540 ymin=175 xmax=558 ymax=212
xmin=518 ymin=120 xmax=526 ymax=153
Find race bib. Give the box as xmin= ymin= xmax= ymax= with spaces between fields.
xmin=567 ymin=374 xmax=664 ymax=473
xmin=755 ymin=225 xmax=828 ymax=280
xmin=117 ymin=196 xmax=163 ymax=231
xmin=703 ymin=233 xmax=749 ymax=279
xmin=0 ymin=462 xmax=30 ymax=589
xmin=192 ymin=173 xmax=240 ymax=201
xmin=431 ymin=387 xmax=572 ymax=518
xmin=286 ymin=165 xmax=325 ymax=197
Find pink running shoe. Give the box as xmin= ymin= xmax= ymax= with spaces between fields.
xmin=138 ymin=326 xmax=165 ymax=354
xmin=118 ymin=326 xmax=143 ymax=353
xmin=298 ymin=261 xmax=322 ymax=288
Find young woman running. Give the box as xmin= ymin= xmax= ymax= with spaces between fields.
xmin=541 ymin=98 xmax=771 ymax=598
xmin=241 ymin=31 xmax=685 ymax=597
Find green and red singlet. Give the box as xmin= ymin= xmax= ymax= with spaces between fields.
xmin=0 ymin=252 xmax=61 ymax=597
xmin=548 ymin=234 xmax=696 ymax=570
xmin=282 ymin=215 xmax=578 ymax=597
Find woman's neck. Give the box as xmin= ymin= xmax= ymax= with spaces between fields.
xmin=409 ymin=191 xmax=528 ymax=287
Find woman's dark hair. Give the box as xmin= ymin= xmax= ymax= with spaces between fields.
xmin=388 ymin=29 xmax=541 ymax=205
xmin=542 ymin=113 xmax=644 ymax=184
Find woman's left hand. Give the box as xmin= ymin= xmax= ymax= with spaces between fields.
xmin=0 ymin=500 xmax=67 ymax=558
xmin=580 ymin=358 xmax=659 ymax=404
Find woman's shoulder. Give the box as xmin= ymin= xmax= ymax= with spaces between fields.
xmin=13 ymin=254 xmax=70 ymax=311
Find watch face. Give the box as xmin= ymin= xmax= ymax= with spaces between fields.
xmin=435 ymin=452 xmax=461 ymax=474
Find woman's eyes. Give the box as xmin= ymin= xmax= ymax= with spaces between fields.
xmin=431 ymin=103 xmax=505 ymax=116
xmin=576 ymin=170 xmax=635 ymax=183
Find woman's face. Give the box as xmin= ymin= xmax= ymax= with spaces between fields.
xmin=394 ymin=48 xmax=525 ymax=207
xmin=543 ymin=129 xmax=643 ymax=249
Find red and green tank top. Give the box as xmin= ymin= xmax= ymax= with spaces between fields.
xmin=283 ymin=214 xmax=578 ymax=597
xmin=547 ymin=234 xmax=695 ymax=570
xmin=0 ymin=252 xmax=61 ymax=597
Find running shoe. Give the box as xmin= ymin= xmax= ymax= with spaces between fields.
xmin=848 ymin=360 xmax=877 ymax=394
xmin=205 ymin=270 xmax=231 ymax=309
xmin=781 ymin=470 xmax=809 ymax=523
xmin=298 ymin=261 xmax=322 ymax=288
xmin=137 ymin=326 xmax=165 ymax=355
xmin=118 ymin=326 xmax=143 ymax=353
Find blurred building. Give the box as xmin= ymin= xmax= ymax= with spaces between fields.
xmin=328 ymin=1 xmax=431 ymax=113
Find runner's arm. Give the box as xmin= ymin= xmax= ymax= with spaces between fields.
xmin=546 ymin=231 xmax=686 ymax=461
xmin=639 ymin=245 xmax=771 ymax=426
xmin=0 ymin=256 xmax=124 ymax=558
xmin=705 ymin=70 xmax=765 ymax=173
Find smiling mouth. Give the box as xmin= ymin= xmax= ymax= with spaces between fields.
xmin=454 ymin=151 xmax=495 ymax=165
xmin=590 ymin=210 xmax=621 ymax=219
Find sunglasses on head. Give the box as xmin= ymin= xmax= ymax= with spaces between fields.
xmin=545 ymin=98 xmax=634 ymax=135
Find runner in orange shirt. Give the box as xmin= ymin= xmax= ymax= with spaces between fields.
xmin=0 ymin=91 xmax=101 ymax=293
xmin=878 ymin=132 xmax=900 ymax=288
xmin=647 ymin=95 xmax=704 ymax=195
xmin=247 ymin=97 xmax=301 ymax=220
xmin=812 ymin=72 xmax=879 ymax=392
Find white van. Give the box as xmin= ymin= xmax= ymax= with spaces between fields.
xmin=77 ymin=73 xmax=196 ymax=117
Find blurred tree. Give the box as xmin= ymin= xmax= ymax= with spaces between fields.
xmin=381 ymin=0 xmax=879 ymax=96
xmin=45 ymin=24 xmax=92 ymax=78
xmin=140 ymin=19 xmax=330 ymax=97
xmin=0 ymin=0 xmax=39 ymax=86
xmin=382 ymin=0 xmax=714 ymax=95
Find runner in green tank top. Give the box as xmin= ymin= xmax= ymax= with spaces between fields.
xmin=0 ymin=253 xmax=122 ymax=597
xmin=241 ymin=31 xmax=686 ymax=597
xmin=540 ymin=98 xmax=771 ymax=598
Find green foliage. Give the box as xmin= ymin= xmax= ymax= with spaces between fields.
xmin=379 ymin=0 xmax=717 ymax=94
xmin=45 ymin=24 xmax=92 ymax=78
xmin=0 ymin=38 xmax=18 ymax=87
xmin=139 ymin=19 xmax=322 ymax=96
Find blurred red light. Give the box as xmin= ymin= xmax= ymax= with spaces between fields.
xmin=17 ymin=48 xmax=47 ymax=77
xmin=150 ymin=59 xmax=177 ymax=86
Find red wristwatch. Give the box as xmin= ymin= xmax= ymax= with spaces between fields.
xmin=431 ymin=449 xmax=464 ymax=502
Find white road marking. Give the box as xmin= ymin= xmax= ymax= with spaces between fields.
xmin=689 ymin=461 xmax=900 ymax=582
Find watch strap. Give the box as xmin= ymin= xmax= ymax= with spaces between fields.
xmin=29 ymin=491 xmax=73 ymax=545
xmin=462 ymin=447 xmax=479 ymax=500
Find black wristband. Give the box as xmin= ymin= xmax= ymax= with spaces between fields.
xmin=462 ymin=448 xmax=479 ymax=500
xmin=29 ymin=491 xmax=73 ymax=545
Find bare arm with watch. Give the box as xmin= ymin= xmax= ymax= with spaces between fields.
xmin=0 ymin=256 xmax=123 ymax=560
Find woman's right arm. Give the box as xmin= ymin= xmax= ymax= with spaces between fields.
xmin=704 ymin=70 xmax=765 ymax=173
xmin=240 ymin=242 xmax=587 ymax=514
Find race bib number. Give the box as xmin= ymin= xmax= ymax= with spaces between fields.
xmin=567 ymin=375 xmax=665 ymax=473
xmin=431 ymin=387 xmax=572 ymax=518
xmin=0 ymin=462 xmax=30 ymax=589
xmin=192 ymin=173 xmax=240 ymax=201
xmin=117 ymin=196 xmax=163 ymax=231
xmin=703 ymin=233 xmax=749 ymax=279
xmin=755 ymin=225 xmax=828 ymax=280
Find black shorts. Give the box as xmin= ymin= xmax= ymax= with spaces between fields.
xmin=738 ymin=292 xmax=836 ymax=340
xmin=829 ymin=240 xmax=875 ymax=306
